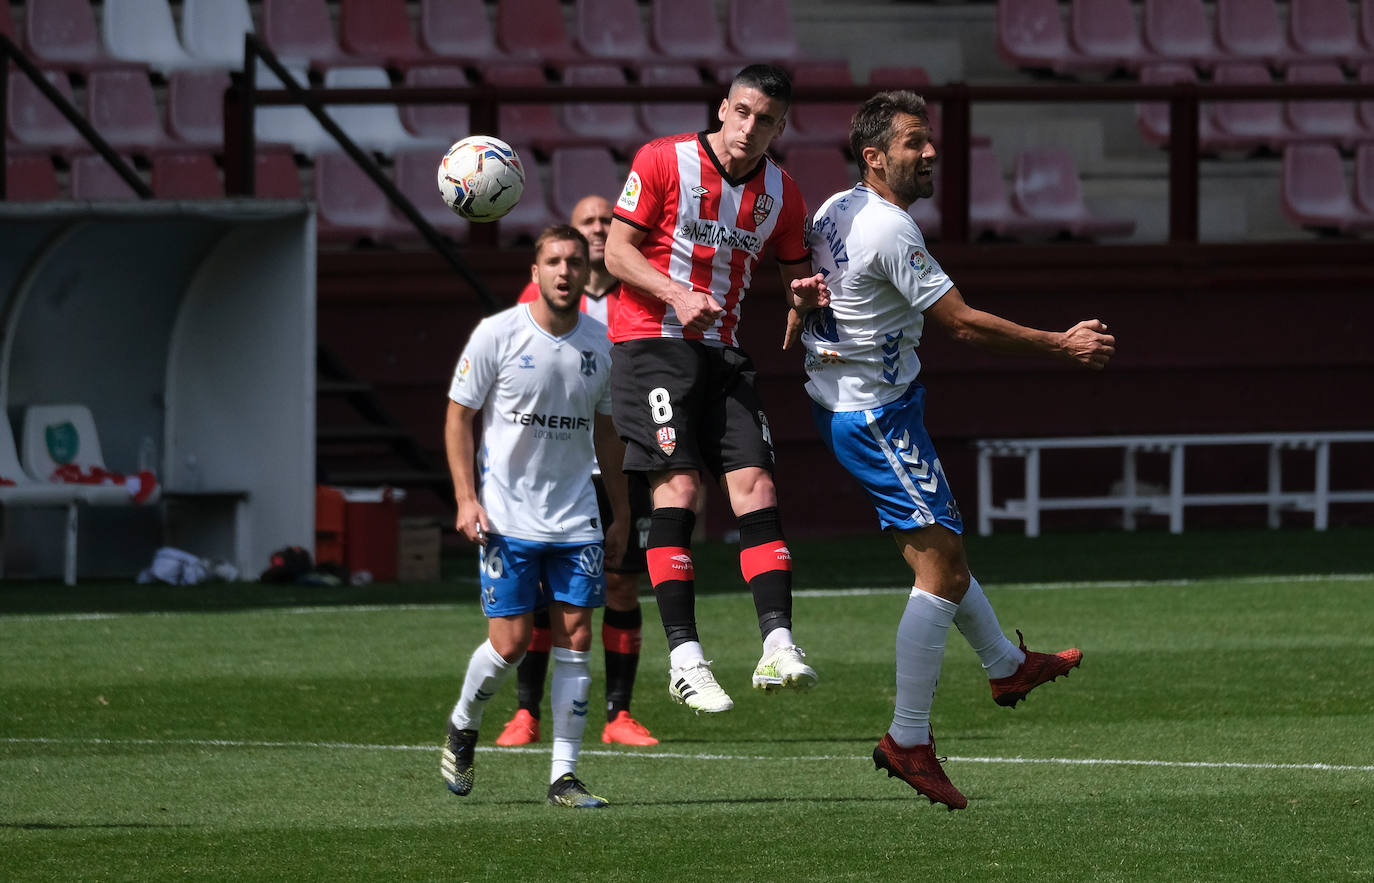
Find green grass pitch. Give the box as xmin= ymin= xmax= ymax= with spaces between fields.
xmin=2 ymin=528 xmax=1372 ymax=881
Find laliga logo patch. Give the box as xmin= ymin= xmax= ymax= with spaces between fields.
xmin=458 ymin=356 xmax=471 ymax=376
xmin=908 ymin=248 xmax=932 ymax=278
xmin=656 ymin=426 xmax=677 ymax=455
xmin=618 ymin=171 xmax=642 ymax=211
xmin=752 ymin=192 xmax=774 ymax=227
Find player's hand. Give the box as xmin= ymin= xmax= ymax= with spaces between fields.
xmin=603 ymin=518 xmax=629 ymax=571
xmin=668 ymin=283 xmax=725 ymax=333
xmin=456 ymin=499 xmax=489 ymax=546
xmin=1061 ymin=319 xmax=1115 ymax=369
xmin=790 ymin=273 xmax=830 ymax=310
xmin=782 ymin=306 xmax=807 ymax=350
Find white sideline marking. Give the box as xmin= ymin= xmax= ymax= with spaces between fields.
xmin=2 ymin=573 xmax=1370 ymax=623
xmin=3 ymin=737 xmax=1371 ymax=774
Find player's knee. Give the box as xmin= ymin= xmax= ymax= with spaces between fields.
xmin=604 ymin=571 xmax=641 ymax=609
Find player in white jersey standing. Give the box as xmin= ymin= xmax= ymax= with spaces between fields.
xmin=440 ymin=225 xmax=630 ymax=809
xmin=604 ymin=64 xmax=830 ymax=715
xmin=799 ymin=91 xmax=1115 ymax=809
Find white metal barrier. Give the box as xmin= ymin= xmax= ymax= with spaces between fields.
xmin=974 ymin=432 xmax=1374 ymax=536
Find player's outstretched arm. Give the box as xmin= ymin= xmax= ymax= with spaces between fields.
xmin=778 ymin=263 xmax=830 ymax=349
xmin=593 ymin=412 xmax=630 ymax=568
xmin=925 ymin=286 xmax=1115 ymax=369
xmin=605 ymin=218 xmax=723 ymax=332
xmin=444 ymin=399 xmax=489 ymax=544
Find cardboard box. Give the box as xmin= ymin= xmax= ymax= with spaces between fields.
xmin=398 ymin=517 xmax=442 ymax=583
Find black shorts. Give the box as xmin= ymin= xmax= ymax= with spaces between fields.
xmin=610 ymin=338 xmax=775 ymax=480
xmin=594 ymin=471 xmax=651 ymax=574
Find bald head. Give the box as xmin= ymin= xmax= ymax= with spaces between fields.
xmin=569 ymin=195 xmax=613 ymax=265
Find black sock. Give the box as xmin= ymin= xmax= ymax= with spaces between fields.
xmin=646 ymin=507 xmax=697 ymax=651
xmin=738 ymin=507 xmax=793 ymax=641
xmin=602 ymin=605 xmax=642 ymax=719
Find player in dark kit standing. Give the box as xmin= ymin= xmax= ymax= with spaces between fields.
xmin=497 ymin=194 xmax=659 ymax=748
xmin=604 ymin=64 xmax=831 ymax=714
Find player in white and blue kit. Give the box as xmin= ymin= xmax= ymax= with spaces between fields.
xmin=799 ymin=91 xmax=1115 ymax=809
xmin=440 ymin=225 xmax=629 ymax=809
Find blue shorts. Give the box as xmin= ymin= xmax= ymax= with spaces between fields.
xmin=811 ymin=382 xmax=964 ymax=534
xmin=477 ymin=534 xmax=607 ymax=617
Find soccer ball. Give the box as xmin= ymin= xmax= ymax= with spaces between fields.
xmin=436 ymin=136 xmax=525 ymax=222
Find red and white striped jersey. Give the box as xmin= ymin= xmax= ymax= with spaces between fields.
xmin=517 ymin=279 xmax=622 ymax=328
xmin=611 ymin=132 xmax=811 ymax=347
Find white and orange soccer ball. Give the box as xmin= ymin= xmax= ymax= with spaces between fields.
xmin=436 ymin=136 xmax=525 ymax=222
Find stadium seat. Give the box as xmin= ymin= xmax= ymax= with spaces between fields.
xmin=399 ymin=65 xmax=471 ymax=143
xmin=498 ymin=145 xmax=559 ymax=242
xmin=253 ymin=61 xmax=337 ymax=155
xmin=1363 ymin=0 xmax=1374 ymax=58
xmin=780 ymin=146 xmax=854 ymax=217
xmin=907 ymin=196 xmax=942 ymax=241
xmin=255 ymin=148 xmax=305 ymax=198
xmin=322 ymin=66 xmax=450 ymax=154
xmin=3 ymin=155 xmax=61 ymax=201
xmin=1141 ymin=0 xmax=1228 ymax=72
xmin=495 ymin=0 xmax=586 ymax=67
xmin=102 ymin=0 xmax=202 ymax=74
xmin=1355 ymin=143 xmax=1374 ymax=213
xmin=420 ymin=0 xmax=506 ymax=63
xmin=85 ymin=68 xmax=171 ymax=155
xmin=1215 ymin=0 xmax=1301 ymax=69
xmin=1069 ymin=0 xmax=1155 ymax=73
xmin=969 ymin=144 xmax=1064 ymax=240
xmin=574 ymin=0 xmax=653 ymax=68
xmin=70 ymin=153 xmax=143 ymax=200
xmin=20 ymin=404 xmax=151 ymax=504
xmin=180 ymin=0 xmax=256 ymax=70
xmin=151 ymin=151 xmax=224 ymax=198
xmin=867 ymin=66 xmax=954 ymax=147
xmin=6 ymin=70 xmax=86 ymax=155
xmin=649 ymin=0 xmax=735 ymax=67
xmin=385 ymin=148 xmax=471 ymax=244
xmin=637 ymin=64 xmax=711 ymax=139
xmin=1011 ymin=147 xmax=1136 ymax=239
xmin=783 ymin=61 xmax=858 ymax=150
xmin=1288 ymin=0 xmax=1362 ymax=66
xmin=0 ymin=2 xmax=17 ymax=46
xmin=485 ymin=62 xmax=576 ymax=151
xmin=1280 ymin=143 xmax=1374 ymax=232
xmin=24 ymin=0 xmax=113 ymax=70
xmin=1359 ymin=63 xmax=1374 ymax=137
xmin=725 ymin=0 xmax=801 ymax=65
xmin=550 ymin=145 xmax=622 ymax=219
xmin=996 ymin=0 xmax=1114 ymax=76
xmin=313 ymin=151 xmax=394 ymax=242
xmin=559 ymin=64 xmax=649 ymax=156
xmin=167 ymin=69 xmax=232 ymax=147
xmin=1209 ymin=62 xmax=1286 ymax=152
xmin=262 ymin=0 xmax=352 ymax=69
xmin=1284 ymin=62 xmax=1360 ymax=150
xmin=339 ymin=0 xmax=430 ymax=69
xmin=1136 ymin=62 xmax=1262 ymax=153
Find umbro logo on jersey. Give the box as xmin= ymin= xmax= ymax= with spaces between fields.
xmin=690 ymin=185 xmax=709 ymax=198
xmin=519 ymin=354 xmax=535 ymax=369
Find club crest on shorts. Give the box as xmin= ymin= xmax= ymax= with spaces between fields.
xmin=752 ymin=192 xmax=775 ymax=227
xmin=656 ymin=426 xmax=677 ymax=455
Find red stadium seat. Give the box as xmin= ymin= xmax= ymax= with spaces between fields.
xmin=1359 ymin=63 xmax=1374 ymax=137
xmin=550 ymin=145 xmax=622 ymax=219
xmin=255 ymin=148 xmax=305 ymax=198
xmin=168 ymin=69 xmax=232 ymax=148
xmin=24 ymin=0 xmax=114 ymax=70
xmin=3 ymin=155 xmax=61 ymax=201
xmin=1284 ymin=62 xmax=1360 ymax=150
xmin=1141 ymin=0 xmax=1228 ymax=72
xmin=1288 ymin=0 xmax=1362 ymax=66
xmin=1011 ymin=147 xmax=1136 ymax=239
xmin=969 ymin=144 xmax=1064 ymax=240
xmin=498 ymin=145 xmax=559 ymax=242
xmin=70 ymin=153 xmax=143 ymax=201
xmin=385 ymin=148 xmax=470 ymax=244
xmin=151 ymin=151 xmax=224 ymax=198
xmin=85 ymin=68 xmax=171 ymax=156
xmin=1215 ymin=0 xmax=1301 ymax=69
xmin=495 ymin=0 xmax=585 ymax=67
xmin=783 ymin=61 xmax=857 ymax=150
xmin=907 ymin=197 xmax=942 ymax=241
xmin=420 ymin=0 xmax=506 ymax=63
xmin=1209 ymin=62 xmax=1286 ymax=152
xmin=637 ymin=64 xmax=711 ymax=139
xmin=574 ymin=0 xmax=653 ymax=68
xmin=997 ymin=0 xmax=1115 ymax=76
xmin=725 ymin=0 xmax=800 ymax=64
xmin=649 ymin=0 xmax=734 ymax=67
xmin=1355 ymin=143 xmax=1374 ymax=214
xmin=1363 ymin=0 xmax=1374 ymax=57
xmin=780 ymin=146 xmax=853 ymax=217
xmin=400 ymin=65 xmax=471 ymax=143
xmin=262 ymin=0 xmax=352 ymax=69
xmin=339 ymin=0 xmax=430 ymax=68
xmin=0 ymin=2 xmax=17 ymax=46
xmin=314 ymin=151 xmax=393 ymax=242
xmin=559 ymin=64 xmax=649 ymax=156
xmin=1280 ymin=143 xmax=1374 ymax=232
xmin=6 ymin=70 xmax=85 ymax=154
xmin=1069 ymin=0 xmax=1155 ymax=73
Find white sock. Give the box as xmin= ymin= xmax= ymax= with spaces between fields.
xmin=953 ymin=576 xmax=1025 ymax=679
xmin=890 ymin=588 xmax=959 ymax=748
xmin=762 ymin=626 xmax=794 ymax=654
xmin=549 ymin=647 xmax=592 ymax=783
xmin=449 ymin=640 xmax=518 ymax=731
xmin=669 ymin=640 xmax=706 ymax=670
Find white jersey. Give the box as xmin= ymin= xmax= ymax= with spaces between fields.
xmin=802 ymin=184 xmax=955 ymax=412
xmin=448 ymin=304 xmax=614 ymax=543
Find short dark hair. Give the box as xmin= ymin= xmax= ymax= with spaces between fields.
xmin=849 ymin=90 xmax=929 ymax=180
xmin=532 ymin=224 xmax=590 ymax=262
xmin=730 ymin=64 xmax=793 ymax=107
